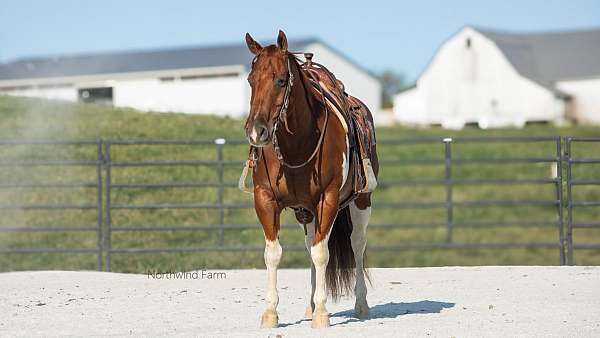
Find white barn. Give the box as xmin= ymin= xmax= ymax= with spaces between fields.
xmin=0 ymin=39 xmax=381 ymax=118
xmin=394 ymin=26 xmax=600 ymax=128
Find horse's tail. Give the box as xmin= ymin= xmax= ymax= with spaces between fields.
xmin=326 ymin=206 xmax=356 ymax=301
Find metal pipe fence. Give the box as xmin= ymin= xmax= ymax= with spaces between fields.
xmin=371 ymin=136 xmax=564 ymax=264
xmin=0 ymin=136 xmax=597 ymax=270
xmin=565 ymin=137 xmax=600 ymax=265
xmin=0 ymin=140 xmax=103 ymax=270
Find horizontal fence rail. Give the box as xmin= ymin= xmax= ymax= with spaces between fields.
xmin=374 ymin=136 xmax=564 ymax=263
xmin=565 ymin=137 xmax=600 ymax=264
xmin=0 ymin=140 xmax=103 ymax=270
xmin=0 ymin=136 xmax=597 ymax=270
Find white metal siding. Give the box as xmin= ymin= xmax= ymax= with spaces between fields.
xmin=0 ymin=86 xmax=77 ymax=102
xmin=556 ymin=78 xmax=600 ymax=124
xmin=0 ymin=42 xmax=380 ymax=121
xmin=394 ymin=27 xmax=565 ymax=128
xmin=393 ymin=88 xmax=425 ymax=125
xmin=113 ymin=75 xmax=247 ymax=117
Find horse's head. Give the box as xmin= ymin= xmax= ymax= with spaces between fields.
xmin=244 ymin=30 xmax=292 ymax=147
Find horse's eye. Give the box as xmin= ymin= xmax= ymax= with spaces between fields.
xmin=275 ymin=77 xmax=286 ymax=88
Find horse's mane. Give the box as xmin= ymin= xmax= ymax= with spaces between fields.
xmin=287 ymin=53 xmax=322 ymax=119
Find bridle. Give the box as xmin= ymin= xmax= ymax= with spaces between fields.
xmin=251 ymin=52 xmax=329 ymax=170
xmin=272 ymin=56 xmax=295 ymax=135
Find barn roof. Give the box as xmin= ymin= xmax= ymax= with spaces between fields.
xmin=475 ymin=26 xmax=600 ymax=85
xmin=0 ymin=39 xmax=320 ymax=81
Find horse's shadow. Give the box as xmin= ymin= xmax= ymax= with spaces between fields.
xmin=331 ymin=300 xmax=455 ymax=326
xmin=279 ymin=300 xmax=455 ymax=327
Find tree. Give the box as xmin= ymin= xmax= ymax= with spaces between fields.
xmin=378 ymin=70 xmax=407 ymax=109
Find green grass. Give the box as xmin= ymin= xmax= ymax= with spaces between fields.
xmin=0 ymin=95 xmax=599 ymax=272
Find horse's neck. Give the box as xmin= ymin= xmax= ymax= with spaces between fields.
xmin=276 ymin=104 xmax=319 ymax=159
xmin=275 ymin=66 xmax=320 ymax=162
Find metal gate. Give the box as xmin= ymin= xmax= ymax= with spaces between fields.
xmin=0 ymin=137 xmax=598 ymax=270
xmin=565 ymin=137 xmax=600 ymax=265
xmin=0 ymin=140 xmax=103 ymax=270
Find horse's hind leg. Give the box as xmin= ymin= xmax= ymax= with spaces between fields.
xmin=349 ymin=198 xmax=371 ymax=319
xmin=300 ymin=220 xmax=316 ymax=319
xmin=310 ymin=188 xmax=339 ymax=328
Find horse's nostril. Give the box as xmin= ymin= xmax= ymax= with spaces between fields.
xmin=258 ymin=127 xmax=269 ymax=142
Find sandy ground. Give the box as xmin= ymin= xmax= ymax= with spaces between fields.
xmin=0 ymin=266 xmax=599 ymax=337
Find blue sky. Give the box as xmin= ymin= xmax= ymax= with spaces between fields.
xmin=1 ymin=0 xmax=599 ymax=82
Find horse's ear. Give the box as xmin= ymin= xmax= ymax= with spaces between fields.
xmin=277 ymin=30 xmax=288 ymax=52
xmin=245 ymin=33 xmax=263 ymax=55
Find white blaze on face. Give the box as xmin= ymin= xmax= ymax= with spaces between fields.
xmin=249 ymin=126 xmax=259 ymax=144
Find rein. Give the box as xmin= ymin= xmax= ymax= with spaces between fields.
xmin=239 ymin=52 xmax=330 ymax=194
xmin=270 ymin=53 xmax=329 ymax=169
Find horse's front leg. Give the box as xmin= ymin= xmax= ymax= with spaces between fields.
xmin=311 ymin=187 xmax=340 ymax=328
xmin=301 ymin=220 xmax=316 ymax=320
xmin=255 ymin=188 xmax=282 ymax=328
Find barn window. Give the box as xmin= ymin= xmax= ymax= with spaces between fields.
xmin=78 ymin=87 xmax=113 ymax=105
xmin=466 ymin=38 xmax=472 ymax=49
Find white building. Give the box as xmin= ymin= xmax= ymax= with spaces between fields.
xmin=394 ymin=26 xmax=600 ymax=128
xmin=0 ymin=39 xmax=381 ymax=119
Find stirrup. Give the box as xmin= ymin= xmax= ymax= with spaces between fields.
xmin=238 ymin=160 xmax=253 ymax=194
xmin=358 ymin=158 xmax=377 ymax=193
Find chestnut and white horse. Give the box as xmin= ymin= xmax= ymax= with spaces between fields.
xmin=241 ymin=30 xmax=378 ymax=328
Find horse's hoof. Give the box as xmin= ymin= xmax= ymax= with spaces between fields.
xmin=311 ymin=310 xmax=330 ymax=328
xmin=354 ymin=302 xmax=370 ymax=319
xmin=304 ymin=306 xmax=313 ymax=320
xmin=260 ymin=309 xmax=278 ymax=328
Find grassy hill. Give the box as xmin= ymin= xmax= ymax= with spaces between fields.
xmin=0 ymin=95 xmax=599 ymax=272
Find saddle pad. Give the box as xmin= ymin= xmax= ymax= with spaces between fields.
xmin=303 ymin=65 xmax=349 ymax=133
xmin=303 ymin=64 xmax=376 ymax=152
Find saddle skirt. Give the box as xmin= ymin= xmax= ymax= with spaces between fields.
xmin=300 ymin=60 xmax=377 ymax=154
xmin=300 ymin=57 xmax=377 ymax=203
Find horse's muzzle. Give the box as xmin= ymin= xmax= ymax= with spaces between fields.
xmin=247 ymin=120 xmax=270 ymax=147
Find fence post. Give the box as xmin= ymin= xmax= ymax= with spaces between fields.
xmin=96 ymin=140 xmax=104 ymax=271
xmin=443 ymin=138 xmax=453 ymax=243
xmin=104 ymin=142 xmax=112 ymax=271
xmin=215 ymin=138 xmax=226 ymax=246
xmin=555 ymin=137 xmax=566 ymax=265
xmin=565 ymin=138 xmax=574 ymax=265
